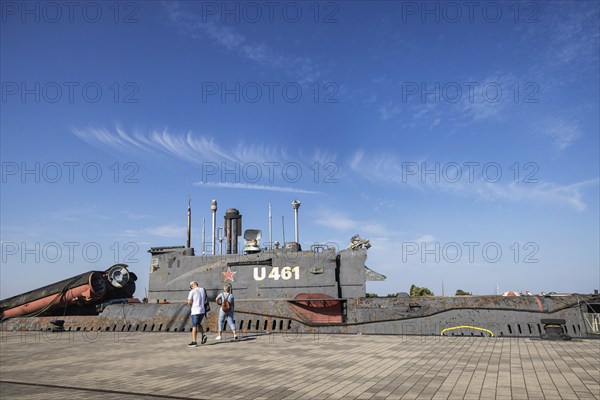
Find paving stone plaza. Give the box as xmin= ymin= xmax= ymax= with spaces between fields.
xmin=1 ymin=331 xmax=599 ymax=399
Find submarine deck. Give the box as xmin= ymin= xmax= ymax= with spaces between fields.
xmin=1 ymin=332 xmax=599 ymax=399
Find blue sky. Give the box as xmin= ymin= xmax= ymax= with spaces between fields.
xmin=1 ymin=1 xmax=599 ymax=299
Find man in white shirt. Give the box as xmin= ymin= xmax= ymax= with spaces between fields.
xmin=187 ymin=281 xmax=207 ymax=347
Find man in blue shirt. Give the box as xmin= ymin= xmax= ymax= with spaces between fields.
xmin=187 ymin=281 xmax=208 ymax=347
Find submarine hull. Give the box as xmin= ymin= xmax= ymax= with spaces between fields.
xmin=2 ymin=246 xmax=599 ymax=339
xmin=2 ymin=293 xmax=599 ymax=339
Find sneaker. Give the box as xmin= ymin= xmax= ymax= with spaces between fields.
xmin=187 ymin=342 xmax=198 ymax=347
xmin=215 ymin=336 xmax=221 ymax=340
xmin=233 ymin=335 xmax=239 ymax=340
xmin=201 ymin=335 xmax=207 ymax=344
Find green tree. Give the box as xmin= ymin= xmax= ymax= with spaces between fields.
xmin=455 ymin=289 xmax=472 ymax=296
xmin=409 ymin=284 xmax=434 ymax=297
xmin=366 ymin=293 xmax=378 ymax=298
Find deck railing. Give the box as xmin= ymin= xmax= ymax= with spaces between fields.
xmin=582 ymin=312 xmax=600 ymax=334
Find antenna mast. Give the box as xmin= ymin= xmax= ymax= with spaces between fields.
xmin=202 ymin=218 xmax=206 ymax=255
xmin=211 ymin=200 xmax=217 ymax=255
xmin=269 ymin=203 xmax=272 ymax=250
xmin=186 ymin=194 xmax=191 ymax=248
xmin=291 ymin=199 xmax=301 ymax=243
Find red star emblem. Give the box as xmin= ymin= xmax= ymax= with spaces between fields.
xmin=222 ymin=266 xmax=236 ymax=282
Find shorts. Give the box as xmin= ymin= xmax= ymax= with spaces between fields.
xmin=191 ymin=313 xmax=205 ymax=328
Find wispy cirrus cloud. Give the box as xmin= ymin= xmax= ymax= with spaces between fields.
xmin=163 ymin=2 xmax=320 ymax=84
xmin=482 ymin=178 xmax=595 ymax=212
xmin=378 ymin=73 xmax=516 ymax=128
xmin=120 ymin=224 xmax=185 ymax=239
xmin=43 ymin=205 xmax=112 ymax=222
xmin=534 ymin=117 xmax=583 ymax=151
xmin=194 ymin=182 xmax=322 ymax=194
xmin=455 ymin=74 xmax=513 ymax=123
xmin=121 ymin=211 xmax=153 ymax=220
xmin=379 ymin=101 xmax=403 ymax=121
xmin=73 ymin=126 xmax=333 ymax=193
xmin=349 ymin=151 xmax=597 ymax=212
xmin=520 ymin=2 xmax=600 ymax=72
xmin=412 ymin=234 xmax=436 ymax=243
xmin=311 ymin=208 xmax=387 ymax=236
xmin=73 ymin=126 xmax=286 ymax=165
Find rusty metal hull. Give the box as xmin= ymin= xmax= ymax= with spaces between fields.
xmin=2 ymin=245 xmax=599 ymax=339
xmin=1 ymin=273 xmax=105 ymax=318
xmin=0 ymin=265 xmax=136 ymax=319
xmin=2 ymin=294 xmax=599 ymax=339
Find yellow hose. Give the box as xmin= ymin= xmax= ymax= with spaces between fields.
xmin=440 ymin=325 xmax=494 ymax=337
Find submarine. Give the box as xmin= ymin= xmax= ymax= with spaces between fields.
xmin=1 ymin=199 xmax=599 ymax=340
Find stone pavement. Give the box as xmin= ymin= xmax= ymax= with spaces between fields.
xmin=0 ymin=330 xmax=599 ymax=399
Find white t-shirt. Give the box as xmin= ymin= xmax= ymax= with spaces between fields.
xmin=188 ymin=287 xmax=206 ymax=315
